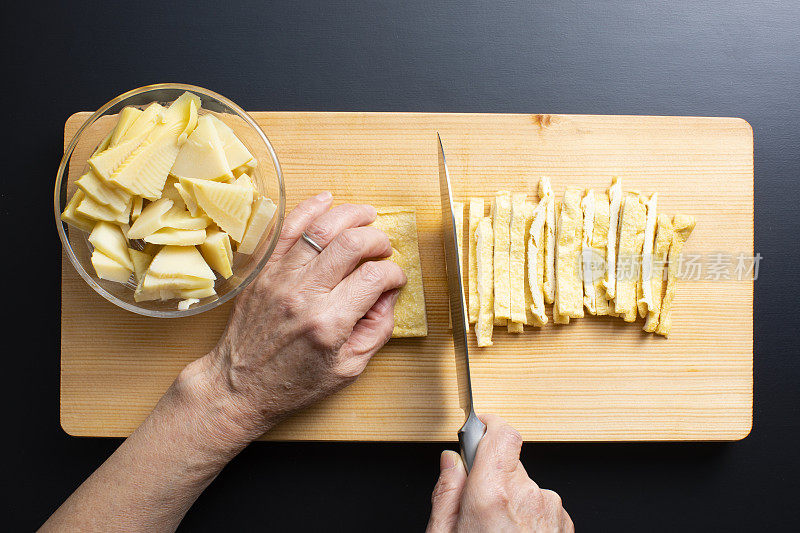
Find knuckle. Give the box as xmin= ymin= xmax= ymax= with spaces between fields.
xmin=333 ymin=351 xmax=369 ymax=381
xmin=276 ymin=291 xmax=303 ymax=319
xmin=307 ymin=327 xmax=336 ymax=352
xmin=336 ymin=364 xmax=366 ymax=381
xmin=390 ymin=259 xmax=405 ymax=276
xmin=295 ymin=201 xmax=317 ymax=218
xmin=379 ymin=316 xmax=395 ymax=343
xmin=541 ymin=488 xmax=563 ymax=508
xmin=338 ymin=203 xmax=364 ymax=222
xmin=305 ymin=220 xmax=335 ymax=245
xmin=497 ymin=425 xmax=523 ymax=451
xmin=373 ymin=230 xmax=392 ymax=257
xmin=306 ymin=316 xmax=345 ymax=352
xmin=430 ymin=478 xmax=458 ymax=505
xmin=304 ymin=312 xmax=326 ymax=332
xmin=481 ymin=413 xmax=500 ymax=426
xmin=280 ymin=219 xmax=301 ymax=238
xmin=359 ymin=260 xmax=385 ymax=284
xmin=334 ymin=369 xmax=360 ymax=385
xmin=372 ymin=290 xmax=397 ymax=318
xmin=388 ymin=261 xmax=407 ymax=286
xmin=329 ymin=309 xmax=354 ymax=333
xmin=564 ymin=510 xmax=575 ymax=531
xmin=283 ymin=204 xmax=314 ymax=233
xmin=522 ymin=483 xmax=544 ymax=507
xmin=337 ymin=228 xmax=364 ymax=255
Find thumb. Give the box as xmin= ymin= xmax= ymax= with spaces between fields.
xmin=426 ymin=450 xmax=468 ymax=533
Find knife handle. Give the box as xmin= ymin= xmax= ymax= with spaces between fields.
xmin=458 ymin=410 xmax=486 ymax=473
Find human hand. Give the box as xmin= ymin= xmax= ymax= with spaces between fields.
xmin=182 ymin=192 xmax=406 ymax=445
xmin=427 ymin=414 xmax=573 ymax=532
xmin=43 ymin=193 xmax=407 ymax=533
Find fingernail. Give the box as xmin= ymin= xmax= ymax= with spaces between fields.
xmin=315 ymin=191 xmax=333 ymax=202
xmin=440 ymin=450 xmax=460 ymax=471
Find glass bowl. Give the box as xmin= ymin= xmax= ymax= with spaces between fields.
xmin=55 ymin=83 xmax=285 ymax=318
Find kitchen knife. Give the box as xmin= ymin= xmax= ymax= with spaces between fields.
xmin=437 ymin=133 xmax=486 ymax=472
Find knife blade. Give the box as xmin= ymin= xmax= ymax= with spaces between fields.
xmin=437 ymin=133 xmax=486 ymax=472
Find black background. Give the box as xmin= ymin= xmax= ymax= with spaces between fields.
xmin=3 ymin=1 xmax=798 ymax=531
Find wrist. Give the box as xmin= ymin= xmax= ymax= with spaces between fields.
xmin=171 ymin=353 xmax=273 ymax=455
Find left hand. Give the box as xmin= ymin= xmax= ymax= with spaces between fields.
xmin=178 ymin=192 xmax=406 ymax=446
xmin=42 ymin=193 xmax=407 ymax=533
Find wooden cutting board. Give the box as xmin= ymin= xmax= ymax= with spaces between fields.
xmin=61 ymin=112 xmax=753 ymax=441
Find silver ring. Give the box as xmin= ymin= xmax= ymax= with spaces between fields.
xmin=301 ymin=231 xmax=324 ymax=253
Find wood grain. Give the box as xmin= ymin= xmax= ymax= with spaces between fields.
xmin=61 ymin=112 xmax=753 ymax=441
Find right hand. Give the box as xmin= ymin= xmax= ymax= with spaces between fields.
xmin=426 ymin=414 xmax=573 ymax=532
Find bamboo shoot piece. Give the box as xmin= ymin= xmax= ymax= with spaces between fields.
xmin=643 ymin=214 xmax=674 ymax=332
xmin=655 ymin=215 xmax=696 ymax=337
xmin=538 ymin=177 xmax=556 ymax=304
xmin=371 ymin=207 xmax=428 ymax=338
xmin=508 ymin=193 xmax=527 ymax=332
xmin=492 ymin=191 xmax=512 ymax=324
xmin=581 ymin=190 xmax=597 ymax=314
xmin=638 ymin=193 xmax=659 ymax=318
xmin=590 ymin=192 xmax=612 ymax=315
xmin=526 ymin=201 xmax=548 ymax=326
xmin=475 ymin=217 xmax=495 ymax=347
xmin=603 ymin=176 xmax=622 ymax=300
xmin=467 ymin=198 xmax=484 ymax=324
xmin=555 ymin=188 xmax=584 ymax=319
xmin=553 ymin=202 xmax=569 ymax=324
xmin=614 ymin=193 xmax=646 ymax=322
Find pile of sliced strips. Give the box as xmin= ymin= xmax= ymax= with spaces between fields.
xmin=458 ymin=177 xmax=696 ymax=347
xmin=61 ymin=92 xmax=277 ymax=310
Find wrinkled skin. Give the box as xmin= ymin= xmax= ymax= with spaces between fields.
xmin=202 ymin=192 xmax=407 ymax=441
xmin=427 ymin=414 xmax=574 ymax=533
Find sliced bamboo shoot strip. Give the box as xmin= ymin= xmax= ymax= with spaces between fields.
xmin=643 ymin=214 xmax=674 ymax=332
xmin=555 ymin=187 xmax=584 ymax=319
xmin=467 ymin=198 xmax=484 ymax=324
xmin=655 ymin=215 xmax=696 ymax=337
xmin=538 ymin=177 xmax=556 ymax=304
xmin=475 ymin=217 xmax=495 ymax=347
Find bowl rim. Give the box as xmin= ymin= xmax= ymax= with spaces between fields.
xmin=54 ymin=82 xmax=286 ymax=318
